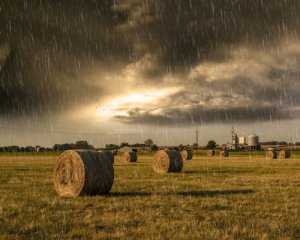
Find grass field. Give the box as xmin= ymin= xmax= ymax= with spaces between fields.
xmin=1 ymin=153 xmax=300 ymax=239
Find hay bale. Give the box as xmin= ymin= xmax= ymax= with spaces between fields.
xmin=220 ymin=150 xmax=229 ymax=157
xmin=152 ymin=150 xmax=183 ymax=174
xmin=187 ymin=150 xmax=193 ymax=160
xmin=181 ymin=150 xmax=193 ymax=160
xmin=53 ymin=150 xmax=114 ymax=197
xmin=207 ymin=150 xmax=215 ymax=156
xmin=278 ymin=150 xmax=291 ymax=159
xmin=266 ymin=150 xmax=277 ymax=159
xmin=103 ymin=151 xmax=115 ymax=163
xmin=122 ymin=151 xmax=137 ymax=163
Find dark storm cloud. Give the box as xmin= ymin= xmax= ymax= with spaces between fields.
xmin=114 ymin=106 xmax=290 ymax=126
xmin=114 ymin=0 xmax=300 ymax=75
xmin=0 ymin=0 xmax=132 ymax=116
xmin=0 ymin=0 xmax=299 ymax=124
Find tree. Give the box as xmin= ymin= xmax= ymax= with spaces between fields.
xmin=53 ymin=141 xmax=93 ymax=151
xmin=24 ymin=146 xmax=35 ymax=152
xmin=193 ymin=143 xmax=199 ymax=150
xmin=206 ymin=140 xmax=216 ymax=149
xmin=62 ymin=143 xmax=74 ymax=150
xmin=105 ymin=144 xmax=120 ymax=150
xmin=120 ymin=142 xmax=129 ymax=148
xmin=75 ymin=141 xmax=89 ymax=149
xmin=3 ymin=146 xmax=20 ymax=152
xmin=53 ymin=144 xmax=60 ymax=151
xmin=144 ymin=139 xmax=153 ymax=146
xmin=151 ymin=144 xmax=159 ymax=151
xmin=87 ymin=144 xmax=95 ymax=150
xmin=178 ymin=144 xmax=184 ymax=151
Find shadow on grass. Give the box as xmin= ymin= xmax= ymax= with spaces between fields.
xmin=176 ymin=189 xmax=255 ymax=197
xmin=15 ymin=168 xmax=31 ymax=172
xmin=106 ymin=192 xmax=151 ymax=197
xmin=184 ymin=169 xmax=254 ymax=174
xmin=106 ymin=189 xmax=255 ymax=197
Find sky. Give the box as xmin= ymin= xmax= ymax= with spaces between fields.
xmin=0 ymin=0 xmax=300 ymax=147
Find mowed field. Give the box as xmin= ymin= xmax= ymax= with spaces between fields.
xmin=1 ymin=153 xmax=300 ymax=240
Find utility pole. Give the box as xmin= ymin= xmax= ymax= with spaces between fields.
xmin=196 ymin=128 xmax=199 ymax=146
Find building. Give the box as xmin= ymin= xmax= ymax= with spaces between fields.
xmin=118 ymin=146 xmax=132 ymax=152
xmin=247 ymin=133 xmax=260 ymax=150
xmin=239 ymin=136 xmax=246 ymax=146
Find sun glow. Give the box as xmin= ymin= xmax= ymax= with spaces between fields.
xmin=96 ymin=87 xmax=181 ymax=119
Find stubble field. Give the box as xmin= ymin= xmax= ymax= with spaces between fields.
xmin=1 ymin=153 xmax=300 ymax=239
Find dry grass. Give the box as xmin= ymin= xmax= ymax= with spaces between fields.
xmin=1 ymin=153 xmax=300 ymax=239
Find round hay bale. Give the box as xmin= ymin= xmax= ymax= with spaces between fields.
xmin=220 ymin=150 xmax=229 ymax=157
xmin=181 ymin=150 xmax=193 ymax=160
xmin=103 ymin=151 xmax=115 ymax=163
xmin=278 ymin=150 xmax=291 ymax=159
xmin=122 ymin=151 xmax=137 ymax=163
xmin=187 ymin=150 xmax=193 ymax=160
xmin=152 ymin=150 xmax=183 ymax=174
xmin=207 ymin=150 xmax=215 ymax=156
xmin=266 ymin=150 xmax=277 ymax=159
xmin=53 ymin=150 xmax=114 ymax=197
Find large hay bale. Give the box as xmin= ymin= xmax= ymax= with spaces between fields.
xmin=207 ymin=150 xmax=215 ymax=156
xmin=266 ymin=150 xmax=277 ymax=159
xmin=220 ymin=150 xmax=229 ymax=157
xmin=53 ymin=150 xmax=114 ymax=197
xmin=181 ymin=150 xmax=193 ymax=160
xmin=103 ymin=151 xmax=115 ymax=163
xmin=278 ymin=150 xmax=291 ymax=159
xmin=152 ymin=150 xmax=183 ymax=174
xmin=122 ymin=151 xmax=137 ymax=163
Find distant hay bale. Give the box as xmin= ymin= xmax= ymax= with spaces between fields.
xmin=207 ymin=150 xmax=215 ymax=156
xmin=112 ymin=150 xmax=118 ymax=156
xmin=53 ymin=150 xmax=114 ymax=197
xmin=181 ymin=150 xmax=193 ymax=160
xmin=122 ymin=151 xmax=137 ymax=163
xmin=220 ymin=150 xmax=229 ymax=157
xmin=278 ymin=150 xmax=291 ymax=159
xmin=266 ymin=150 xmax=277 ymax=159
xmin=152 ymin=150 xmax=183 ymax=174
xmin=187 ymin=150 xmax=193 ymax=160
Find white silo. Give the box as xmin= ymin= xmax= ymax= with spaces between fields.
xmin=248 ymin=133 xmax=259 ymax=147
xmin=239 ymin=136 xmax=246 ymax=145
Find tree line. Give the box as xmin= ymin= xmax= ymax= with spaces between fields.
xmin=260 ymin=141 xmax=300 ymax=146
xmin=0 ymin=141 xmax=94 ymax=153
xmin=0 ymin=139 xmax=156 ymax=153
xmin=105 ymin=139 xmax=159 ymax=151
xmin=2 ymin=138 xmax=296 ymax=153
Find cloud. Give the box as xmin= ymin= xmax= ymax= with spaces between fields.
xmin=0 ymin=0 xmax=132 ymax=117
xmin=114 ymin=106 xmax=289 ymax=126
xmin=0 ymin=43 xmax=11 ymax=66
xmin=113 ymin=0 xmax=300 ymax=71
xmin=113 ymin=42 xmax=300 ymax=125
xmin=0 ymin=0 xmax=299 ymax=127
